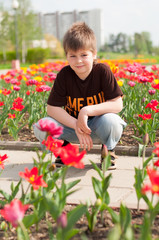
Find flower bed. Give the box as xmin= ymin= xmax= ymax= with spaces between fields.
xmin=0 ymin=59 xmax=159 ymax=239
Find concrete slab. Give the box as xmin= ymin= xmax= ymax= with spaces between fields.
xmin=0 ymin=149 xmax=155 ymax=209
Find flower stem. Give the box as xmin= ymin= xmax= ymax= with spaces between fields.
xmin=18 ymin=221 xmax=29 ymax=240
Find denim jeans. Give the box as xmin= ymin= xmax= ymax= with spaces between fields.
xmin=33 ymin=113 xmax=127 ymax=151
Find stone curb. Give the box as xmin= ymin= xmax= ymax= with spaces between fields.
xmin=0 ymin=141 xmax=154 ymax=156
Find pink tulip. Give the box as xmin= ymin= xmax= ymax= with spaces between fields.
xmin=37 ymin=119 xmax=63 ymax=138
xmin=128 ymin=81 xmax=136 ymax=87
xmin=13 ymin=86 xmax=20 ymax=91
xmin=0 ymin=199 xmax=29 ymax=227
xmin=148 ymin=89 xmax=156 ymax=95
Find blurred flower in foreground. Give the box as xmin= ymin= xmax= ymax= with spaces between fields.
xmin=0 ymin=199 xmax=29 ymax=228
xmin=42 ymin=136 xmax=63 ymax=152
xmin=0 ymin=154 xmax=8 ymax=169
xmin=53 ymin=142 xmax=86 ymax=169
xmin=42 ymin=136 xmax=86 ymax=169
xmin=153 ymin=142 xmax=159 ymax=167
xmin=36 ymin=119 xmax=63 ymax=138
xmin=142 ymin=167 xmax=159 ymax=195
xmin=19 ymin=167 xmax=48 ymax=190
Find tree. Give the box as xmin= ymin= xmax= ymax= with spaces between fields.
xmin=115 ymin=33 xmax=129 ymax=53
xmin=10 ymin=0 xmax=42 ymax=63
xmin=134 ymin=33 xmax=143 ymax=57
xmin=141 ymin=32 xmax=152 ymax=54
xmin=133 ymin=32 xmax=153 ymax=57
xmin=0 ymin=6 xmax=12 ymax=62
xmin=44 ymin=34 xmax=64 ymax=58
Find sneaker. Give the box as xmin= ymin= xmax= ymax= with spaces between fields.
xmin=100 ymin=144 xmax=117 ymax=170
xmin=54 ymin=140 xmax=70 ymax=167
xmin=55 ymin=156 xmax=64 ymax=168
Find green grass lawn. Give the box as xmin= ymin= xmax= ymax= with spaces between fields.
xmin=0 ymin=62 xmax=31 ymax=69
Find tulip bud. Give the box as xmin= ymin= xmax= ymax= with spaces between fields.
xmin=57 ymin=211 xmax=67 ymax=228
xmin=95 ymin=198 xmax=102 ymax=207
xmin=143 ymin=133 xmax=149 ymax=145
xmin=142 ymin=97 xmax=146 ymax=103
xmin=0 ymin=221 xmax=8 ymax=231
xmin=48 ymin=163 xmax=56 ymax=172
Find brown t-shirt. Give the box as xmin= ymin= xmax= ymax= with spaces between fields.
xmin=47 ymin=63 xmax=123 ymax=119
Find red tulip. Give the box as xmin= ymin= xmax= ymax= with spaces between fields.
xmin=142 ymin=167 xmax=159 ymax=195
xmin=11 ymin=102 xmax=25 ymax=111
xmin=54 ymin=143 xmax=86 ymax=169
xmin=138 ymin=114 xmax=152 ymax=120
xmin=8 ymin=113 xmax=16 ymax=119
xmin=0 ymin=154 xmax=8 ymax=169
xmin=19 ymin=167 xmax=48 ymax=190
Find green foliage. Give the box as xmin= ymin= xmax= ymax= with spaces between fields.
xmin=26 ymin=48 xmax=50 ymax=63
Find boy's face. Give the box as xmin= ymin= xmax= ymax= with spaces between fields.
xmin=66 ymin=49 xmax=96 ymax=80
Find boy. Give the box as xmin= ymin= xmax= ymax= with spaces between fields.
xmin=33 ymin=22 xmax=126 ymax=169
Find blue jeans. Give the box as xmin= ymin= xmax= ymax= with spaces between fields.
xmin=33 ymin=113 xmax=126 ymax=151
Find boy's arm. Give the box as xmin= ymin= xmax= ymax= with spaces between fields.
xmin=47 ymin=104 xmax=93 ymax=150
xmin=77 ymin=96 xmax=123 ymax=133
xmin=47 ymin=104 xmax=77 ymax=129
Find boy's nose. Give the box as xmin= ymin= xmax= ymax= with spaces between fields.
xmin=77 ymin=57 xmax=82 ymax=62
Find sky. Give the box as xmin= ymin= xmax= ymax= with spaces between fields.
xmin=1 ymin=0 xmax=159 ymax=46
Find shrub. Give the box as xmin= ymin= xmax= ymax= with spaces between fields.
xmin=26 ymin=48 xmax=50 ymax=63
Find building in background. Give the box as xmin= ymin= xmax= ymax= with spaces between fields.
xmin=38 ymin=9 xmax=104 ymax=50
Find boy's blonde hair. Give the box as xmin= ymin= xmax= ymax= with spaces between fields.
xmin=63 ymin=22 xmax=97 ymax=54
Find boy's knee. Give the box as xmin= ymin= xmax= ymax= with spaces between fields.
xmin=100 ymin=114 xmax=123 ymax=133
xmin=33 ymin=123 xmax=47 ymax=143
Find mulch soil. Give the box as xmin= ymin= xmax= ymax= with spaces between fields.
xmin=0 ymin=204 xmax=159 ymax=239
xmin=1 ymin=124 xmax=159 ymax=147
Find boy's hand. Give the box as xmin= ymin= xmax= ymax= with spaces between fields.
xmin=75 ymin=127 xmax=93 ymax=151
xmin=77 ymin=107 xmax=91 ymax=135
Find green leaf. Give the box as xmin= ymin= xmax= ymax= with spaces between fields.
xmin=143 ymin=154 xmax=154 ymax=168
xmin=106 ymin=205 xmax=119 ymax=223
xmin=23 ymin=214 xmax=39 ymax=228
xmin=132 ymin=135 xmax=143 ymax=145
xmin=138 ymin=144 xmax=144 ymax=157
xmin=10 ymin=180 xmax=22 ymax=200
xmin=139 ymin=213 xmax=152 ymax=240
xmin=0 ymin=189 xmax=10 ymax=201
xmin=90 ymin=160 xmax=103 ymax=178
xmin=65 ymin=205 xmax=87 ymax=233
xmin=42 ymin=197 xmax=59 ymax=220
xmin=108 ymin=223 xmax=121 ymax=240
xmin=134 ymin=168 xmax=143 ymax=200
xmin=119 ymin=204 xmax=131 ymax=234
xmin=61 ymin=229 xmax=80 ymax=240
xmin=103 ymin=174 xmax=112 ymax=192
xmin=66 ymin=179 xmax=81 ymax=191
xmin=92 ymin=177 xmax=102 ymax=199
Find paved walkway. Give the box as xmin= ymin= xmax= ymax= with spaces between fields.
xmin=0 ymin=148 xmax=155 ymax=210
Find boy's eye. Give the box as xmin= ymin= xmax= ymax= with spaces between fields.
xmin=82 ymin=54 xmax=87 ymax=57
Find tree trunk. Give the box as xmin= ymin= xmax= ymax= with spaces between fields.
xmin=22 ymin=39 xmax=26 ymax=63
